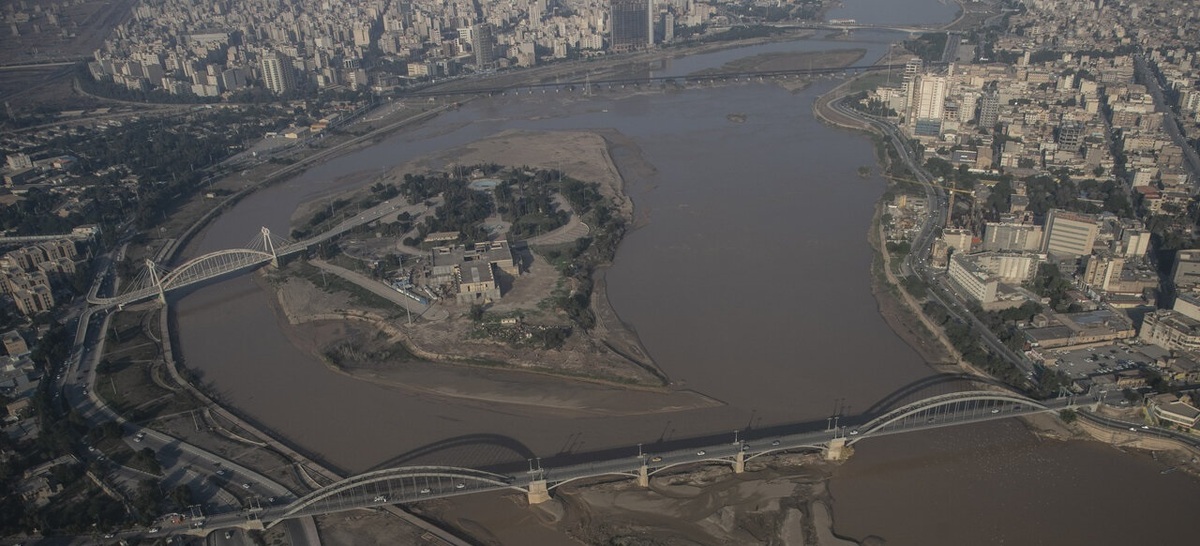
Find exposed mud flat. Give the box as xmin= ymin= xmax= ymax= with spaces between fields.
xmin=418 ymin=454 xmax=868 ymax=546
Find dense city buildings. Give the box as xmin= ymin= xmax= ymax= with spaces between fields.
xmin=78 ymin=0 xmax=724 ymax=97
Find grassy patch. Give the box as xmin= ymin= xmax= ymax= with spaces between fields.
xmin=98 ymin=311 xmax=202 ymax=423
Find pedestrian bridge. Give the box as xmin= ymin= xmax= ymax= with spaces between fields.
xmin=248 ymin=389 xmax=1089 ymax=527
xmin=89 ymin=200 xmax=405 ymax=308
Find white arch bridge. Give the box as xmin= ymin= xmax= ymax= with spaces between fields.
xmin=90 ymin=200 xmax=407 ymax=308
xmin=88 ymin=227 xmax=304 ymax=307
xmin=236 ymin=390 xmax=1093 ymax=526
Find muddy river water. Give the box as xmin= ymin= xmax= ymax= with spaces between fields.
xmin=173 ymin=0 xmax=1200 ymax=542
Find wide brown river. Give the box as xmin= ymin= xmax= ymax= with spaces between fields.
xmin=173 ymin=1 xmax=1200 ymax=542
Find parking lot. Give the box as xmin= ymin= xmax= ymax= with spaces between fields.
xmin=1042 ymin=342 xmax=1153 ymax=381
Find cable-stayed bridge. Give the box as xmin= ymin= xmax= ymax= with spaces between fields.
xmin=88 ymin=201 xmax=406 ymax=307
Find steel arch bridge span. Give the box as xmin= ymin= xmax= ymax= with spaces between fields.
xmin=849 ymin=391 xmax=1046 ymax=444
xmin=272 ymin=466 xmax=522 ymax=523
xmin=158 ymin=248 xmax=274 ymax=289
xmin=89 ymin=248 xmax=275 ymax=306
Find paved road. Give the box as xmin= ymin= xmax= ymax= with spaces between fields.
xmin=1133 ymin=54 xmax=1200 ymax=181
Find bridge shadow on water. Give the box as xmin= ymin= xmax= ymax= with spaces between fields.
xmin=366 ymin=433 xmax=539 ymax=473
xmin=372 ymin=373 xmax=1018 ymax=475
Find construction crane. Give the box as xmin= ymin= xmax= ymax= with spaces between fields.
xmin=933 ymin=177 xmax=976 ymax=229
xmin=884 ymin=174 xmax=976 ymax=228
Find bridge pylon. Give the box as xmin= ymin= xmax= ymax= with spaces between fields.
xmin=146 ymin=259 xmax=166 ymax=304
xmin=733 ymin=450 xmax=745 ymax=473
xmin=262 ymin=227 xmax=280 ymax=267
xmin=637 ymin=464 xmax=649 ymax=487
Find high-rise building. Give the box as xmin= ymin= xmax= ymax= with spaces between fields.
xmin=259 ymin=52 xmax=295 ymax=95
xmin=473 ymin=23 xmax=496 ymax=68
xmin=1042 ymin=209 xmax=1099 ymax=259
xmin=529 ymin=0 xmax=544 ymax=23
xmin=610 ymin=0 xmax=652 ymax=53
xmin=901 ymin=58 xmax=922 ymax=114
xmin=978 ymin=90 xmax=1000 ymax=128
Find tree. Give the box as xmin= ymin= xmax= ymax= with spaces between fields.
xmin=469 ymin=304 xmax=485 ymax=322
xmin=168 ymin=484 xmax=194 ymax=510
xmin=134 ymin=448 xmax=162 ymax=475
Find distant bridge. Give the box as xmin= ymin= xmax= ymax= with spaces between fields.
xmin=0 ymin=230 xmax=97 ymax=245
xmin=202 ymin=389 xmax=1097 ymax=528
xmin=771 ymin=21 xmax=942 ymax=34
xmin=88 ymin=200 xmax=406 ymax=307
xmin=407 ymin=62 xmax=928 ymax=99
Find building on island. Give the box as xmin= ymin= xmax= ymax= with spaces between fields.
xmin=429 ymin=241 xmax=518 ymax=304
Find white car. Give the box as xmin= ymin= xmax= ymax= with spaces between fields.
xmin=373 ymin=495 xmax=388 ymax=503
xmin=696 ymin=450 xmax=706 ymax=456
xmin=419 ymin=488 xmax=432 ymax=494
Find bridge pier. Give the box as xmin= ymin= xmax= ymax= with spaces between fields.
xmin=526 ymin=479 xmax=551 ymax=505
xmin=825 ymin=437 xmax=848 ymax=461
xmin=733 ymin=451 xmax=745 ymax=473
xmin=637 ymin=464 xmax=649 ymax=487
